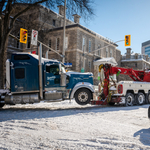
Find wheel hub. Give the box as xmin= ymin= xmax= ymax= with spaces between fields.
xmin=138 ymin=95 xmax=144 ymax=104
xmin=127 ymin=96 xmax=132 ymax=104
xmin=78 ymin=92 xmax=88 ymax=102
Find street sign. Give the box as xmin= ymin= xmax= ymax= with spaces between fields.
xmin=31 ymin=29 xmax=38 ymax=46
xmin=81 ymin=68 xmax=85 ymax=73
xmin=64 ymin=63 xmax=72 ymax=67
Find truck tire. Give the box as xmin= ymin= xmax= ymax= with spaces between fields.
xmin=137 ymin=92 xmax=145 ymax=105
xmin=125 ymin=93 xmax=134 ymax=106
xmin=108 ymin=102 xmax=115 ymax=106
xmin=148 ymin=106 xmax=150 ymax=119
xmin=0 ymin=103 xmax=5 ymax=108
xmin=146 ymin=92 xmax=150 ymax=104
xmin=75 ymin=88 xmax=91 ymax=105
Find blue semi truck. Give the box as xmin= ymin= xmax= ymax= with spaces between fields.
xmin=0 ymin=53 xmax=95 ymax=108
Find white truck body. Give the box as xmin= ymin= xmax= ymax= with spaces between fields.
xmin=117 ymin=81 xmax=149 ymax=96
xmin=113 ymin=81 xmax=150 ymax=105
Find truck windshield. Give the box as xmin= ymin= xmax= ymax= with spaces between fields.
xmin=61 ymin=64 xmax=66 ymax=73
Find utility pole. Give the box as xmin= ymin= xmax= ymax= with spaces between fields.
xmin=38 ymin=43 xmax=43 ymax=100
xmin=62 ymin=0 xmax=66 ymax=63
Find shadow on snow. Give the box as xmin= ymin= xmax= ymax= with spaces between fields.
xmin=134 ymin=128 xmax=150 ymax=146
xmin=0 ymin=103 xmax=149 ymax=122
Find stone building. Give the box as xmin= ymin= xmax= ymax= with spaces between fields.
xmin=118 ymin=48 xmax=150 ymax=81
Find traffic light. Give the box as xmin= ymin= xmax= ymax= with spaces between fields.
xmin=20 ymin=28 xmax=28 ymax=44
xmin=125 ymin=35 xmax=131 ymax=46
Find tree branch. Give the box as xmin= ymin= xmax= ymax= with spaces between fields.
xmin=8 ymin=0 xmax=48 ymax=34
xmin=0 ymin=0 xmax=6 ymax=15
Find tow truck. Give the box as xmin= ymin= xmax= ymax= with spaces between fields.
xmin=92 ymin=57 xmax=150 ymax=106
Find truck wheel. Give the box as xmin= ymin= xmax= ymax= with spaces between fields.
xmin=137 ymin=92 xmax=145 ymax=105
xmin=125 ymin=93 xmax=134 ymax=106
xmin=0 ymin=103 xmax=5 ymax=108
xmin=148 ymin=106 xmax=150 ymax=119
xmin=109 ymin=102 xmax=115 ymax=106
xmin=146 ymin=92 xmax=150 ymax=104
xmin=75 ymin=88 xmax=91 ymax=105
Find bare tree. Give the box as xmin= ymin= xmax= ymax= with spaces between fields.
xmin=0 ymin=0 xmax=94 ymax=88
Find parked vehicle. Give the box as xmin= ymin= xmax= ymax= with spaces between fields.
xmin=0 ymin=53 xmax=94 ymax=108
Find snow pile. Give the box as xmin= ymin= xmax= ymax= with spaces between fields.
xmin=0 ymin=100 xmax=150 ymax=149
xmin=94 ymin=57 xmax=118 ymax=66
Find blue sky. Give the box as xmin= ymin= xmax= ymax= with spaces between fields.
xmin=78 ymin=0 xmax=150 ymax=55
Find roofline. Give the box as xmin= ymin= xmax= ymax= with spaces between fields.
xmin=48 ymin=24 xmax=118 ymax=47
xmin=121 ymin=58 xmax=150 ymax=64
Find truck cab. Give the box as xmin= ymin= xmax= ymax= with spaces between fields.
xmin=0 ymin=53 xmax=95 ymax=108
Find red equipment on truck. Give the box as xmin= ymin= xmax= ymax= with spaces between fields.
xmin=92 ymin=58 xmax=150 ymax=106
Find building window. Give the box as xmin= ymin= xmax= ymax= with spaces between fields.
xmin=16 ymin=33 xmax=20 ymax=48
xmin=89 ymin=61 xmax=91 ymax=71
xmin=82 ymin=37 xmax=85 ymax=51
xmin=89 ymin=40 xmax=91 ymax=53
xmin=27 ymin=35 xmax=31 ymax=49
xmin=145 ymin=46 xmax=150 ymax=57
xmin=56 ymin=38 xmax=59 ymax=50
xmin=49 ymin=39 xmax=51 ymax=51
xmin=110 ymin=49 xmax=113 ymax=57
xmin=106 ymin=48 xmax=108 ymax=57
xmin=53 ymin=19 xmax=56 ymax=26
xmin=98 ymin=45 xmax=101 ymax=56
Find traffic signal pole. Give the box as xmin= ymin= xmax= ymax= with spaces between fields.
xmin=92 ymin=39 xmax=125 ymax=54
xmin=38 ymin=43 xmax=43 ymax=100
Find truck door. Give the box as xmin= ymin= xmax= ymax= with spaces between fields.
xmin=45 ymin=64 xmax=60 ymax=88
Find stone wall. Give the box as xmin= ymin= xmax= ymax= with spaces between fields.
xmin=116 ymin=49 xmax=121 ymax=66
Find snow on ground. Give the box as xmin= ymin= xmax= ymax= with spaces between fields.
xmin=0 ymin=100 xmax=150 ymax=150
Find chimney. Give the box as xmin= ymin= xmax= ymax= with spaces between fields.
xmin=73 ymin=14 xmax=81 ymax=24
xmin=126 ymin=48 xmax=131 ymax=59
xmin=57 ymin=5 xmax=65 ymax=16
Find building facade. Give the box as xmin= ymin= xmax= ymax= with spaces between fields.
xmin=142 ymin=40 xmax=150 ymax=57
